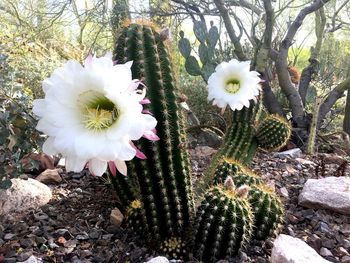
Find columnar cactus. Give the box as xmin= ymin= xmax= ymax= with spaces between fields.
xmin=256 ymin=114 xmax=291 ymax=151
xmin=193 ymin=177 xmax=254 ymax=261
xmin=113 ymin=22 xmax=194 ymax=243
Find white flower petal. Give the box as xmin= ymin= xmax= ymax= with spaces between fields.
xmin=115 ymin=159 xmax=127 ymax=176
xmin=89 ymin=159 xmax=107 ymax=176
xmin=34 ymin=54 xmax=157 ymax=177
xmin=65 ymin=155 xmax=87 ymax=173
xmin=207 ymin=59 xmax=261 ymax=111
xmin=42 ymin=137 xmax=58 ymax=155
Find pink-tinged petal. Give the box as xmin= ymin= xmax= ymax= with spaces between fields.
xmin=113 ymin=60 xmax=118 ymax=65
xmin=115 ymin=159 xmax=127 ymax=176
xmin=108 ymin=161 xmax=117 ymax=176
xmin=128 ymin=79 xmax=141 ymax=91
xmin=143 ymin=130 xmax=160 ymax=141
xmin=140 ymin=98 xmax=151 ymax=104
xmin=130 ymin=141 xmax=147 ymax=159
xmin=84 ymin=54 xmax=94 ymax=67
xmin=142 ymin=109 xmax=152 ymax=115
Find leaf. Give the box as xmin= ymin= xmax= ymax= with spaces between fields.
xmin=178 ymin=37 xmax=191 ymax=58
xmin=0 ymin=179 xmax=12 ymax=190
xmin=208 ymin=25 xmax=219 ymax=47
xmin=199 ymin=43 xmax=209 ymax=64
xmin=185 ymin=56 xmax=202 ymax=76
xmin=193 ymin=21 xmax=207 ymax=43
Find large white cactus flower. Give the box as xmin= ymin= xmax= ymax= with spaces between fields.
xmin=207 ymin=59 xmax=261 ymax=111
xmin=33 ymin=54 xmax=158 ymax=176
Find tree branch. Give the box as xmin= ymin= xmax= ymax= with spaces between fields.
xmin=276 ymin=0 xmax=330 ymax=126
xmin=213 ymin=0 xmax=247 ymax=60
xmin=318 ymin=77 xmax=350 ymax=125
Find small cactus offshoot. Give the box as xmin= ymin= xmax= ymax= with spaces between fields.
xmin=248 ymin=184 xmax=284 ymax=240
xmin=193 ymin=177 xmax=254 ymax=261
xmin=256 ymin=114 xmax=291 ymax=151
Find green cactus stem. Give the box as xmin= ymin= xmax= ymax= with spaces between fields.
xmin=113 ymin=22 xmax=194 ymax=243
xmin=248 ymin=184 xmax=284 ymax=240
xmin=193 ymin=177 xmax=254 ymax=261
xmin=160 ymin=236 xmax=188 ymax=260
xmin=256 ymin=114 xmax=291 ymax=151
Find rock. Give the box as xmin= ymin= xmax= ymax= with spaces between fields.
xmin=35 ymin=169 xmax=62 ymax=184
xmin=318 ymin=222 xmax=331 ymax=234
xmin=342 ymin=256 xmax=350 ymax=263
xmin=274 ymin=148 xmax=302 ymax=159
xmin=295 ymin=158 xmax=316 ymax=165
xmin=320 ymin=247 xmax=333 ymax=257
xmin=340 ymin=224 xmax=350 ymax=235
xmin=279 ymin=187 xmax=289 ymax=198
xmin=298 ymin=177 xmax=350 ymax=215
xmin=146 ymin=256 xmax=169 ymax=263
xmin=4 ymin=233 xmax=15 ymax=240
xmin=17 ymin=251 xmax=33 ymax=262
xmin=21 ymin=255 xmax=43 ymax=263
xmin=336 ymin=247 xmax=349 ymax=257
xmin=0 ymin=178 xmax=52 ymax=216
xmin=271 ymin=234 xmax=331 ymax=263
xmin=110 ymin=208 xmax=124 ymax=227
xmin=193 ymin=146 xmax=217 ymax=157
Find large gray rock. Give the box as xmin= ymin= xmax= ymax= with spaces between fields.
xmin=0 ymin=178 xmax=52 ymax=216
xmin=299 ymin=177 xmax=350 ymax=215
xmin=271 ymin=234 xmax=331 ymax=263
xmin=145 ymin=256 xmax=169 ymax=263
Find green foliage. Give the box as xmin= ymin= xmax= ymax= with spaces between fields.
xmin=178 ymin=20 xmax=219 ymax=82
xmin=113 ymin=22 xmax=194 ymax=244
xmin=193 ymin=183 xmax=254 ymax=261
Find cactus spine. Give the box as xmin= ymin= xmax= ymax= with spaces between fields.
xmin=193 ymin=178 xmax=254 ymax=261
xmin=248 ymin=185 xmax=284 ymax=240
xmin=113 ymin=22 xmax=194 ymax=243
xmin=256 ymin=114 xmax=292 ymax=151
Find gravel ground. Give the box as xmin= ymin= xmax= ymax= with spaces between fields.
xmin=1 ymin=149 xmax=349 ymax=263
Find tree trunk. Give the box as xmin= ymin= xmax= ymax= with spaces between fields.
xmin=343 ymin=88 xmax=350 ymax=135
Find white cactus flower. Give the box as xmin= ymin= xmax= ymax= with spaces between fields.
xmin=33 ymin=54 xmax=158 ymax=176
xmin=207 ymin=59 xmax=261 ymax=111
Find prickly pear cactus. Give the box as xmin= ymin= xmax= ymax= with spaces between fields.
xmin=113 ymin=22 xmax=194 ymax=243
xmin=178 ymin=21 xmax=219 ymax=81
xmin=193 ymin=177 xmax=254 ymax=261
xmin=256 ymin=114 xmax=291 ymax=151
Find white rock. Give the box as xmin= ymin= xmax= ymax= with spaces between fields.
xmin=22 ymin=255 xmax=43 ymax=263
xmin=0 ymin=178 xmax=52 ymax=216
xmin=36 ymin=169 xmax=62 ymax=184
xmin=145 ymin=256 xmax=169 ymax=263
xmin=273 ymin=148 xmax=302 ymax=159
xmin=110 ymin=208 xmax=124 ymax=227
xmin=271 ymin=234 xmax=331 ymax=263
xmin=298 ymin=177 xmax=350 ymax=215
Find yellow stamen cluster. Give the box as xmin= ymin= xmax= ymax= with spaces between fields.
xmin=82 ymin=107 xmax=115 ymax=131
xmin=225 ymin=78 xmax=240 ymax=94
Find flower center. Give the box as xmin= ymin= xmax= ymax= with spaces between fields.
xmin=78 ymin=91 xmax=119 ymax=131
xmin=225 ymin=78 xmax=240 ymax=94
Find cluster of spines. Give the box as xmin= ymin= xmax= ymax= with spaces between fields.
xmin=125 ymin=200 xmax=149 ymax=238
xmin=248 ymin=184 xmax=284 ymax=240
xmin=160 ymin=236 xmax=187 ymax=260
xmin=113 ymin=23 xmax=194 ymax=243
xmin=256 ymin=114 xmax=291 ymax=151
xmin=193 ymin=181 xmax=254 ymax=261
